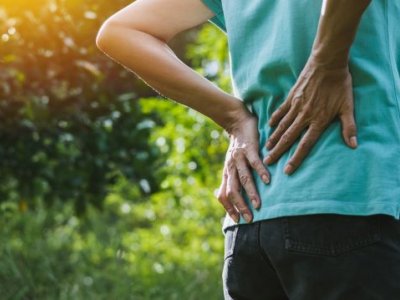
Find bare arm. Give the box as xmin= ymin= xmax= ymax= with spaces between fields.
xmin=264 ymin=0 xmax=372 ymax=174
xmin=96 ymin=0 xmax=244 ymax=133
xmin=96 ymin=0 xmax=271 ymax=223
xmin=312 ymin=0 xmax=372 ymax=67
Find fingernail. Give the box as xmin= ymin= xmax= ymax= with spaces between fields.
xmin=243 ymin=213 xmax=252 ymax=223
xmin=262 ymin=174 xmax=270 ymax=184
xmin=284 ymin=164 xmax=293 ymax=174
xmin=264 ymin=156 xmax=272 ymax=165
xmin=251 ymin=199 xmax=258 ymax=209
xmin=350 ymin=136 xmax=357 ymax=148
xmin=266 ymin=141 xmax=272 ymax=149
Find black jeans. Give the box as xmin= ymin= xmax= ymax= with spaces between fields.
xmin=222 ymin=214 xmax=400 ymax=300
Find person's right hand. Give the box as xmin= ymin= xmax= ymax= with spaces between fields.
xmin=217 ymin=109 xmax=271 ymax=223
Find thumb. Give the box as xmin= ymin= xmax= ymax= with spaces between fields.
xmin=339 ymin=110 xmax=358 ymax=148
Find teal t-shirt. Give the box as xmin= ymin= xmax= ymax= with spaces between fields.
xmin=201 ymin=0 xmax=400 ymax=232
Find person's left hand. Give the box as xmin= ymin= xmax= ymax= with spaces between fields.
xmin=263 ymin=54 xmax=358 ymax=174
xmin=217 ymin=112 xmax=270 ymax=224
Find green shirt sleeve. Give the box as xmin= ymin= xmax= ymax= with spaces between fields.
xmin=200 ymin=0 xmax=226 ymax=32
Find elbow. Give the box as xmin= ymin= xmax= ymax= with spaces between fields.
xmin=95 ymin=28 xmax=105 ymax=51
xmin=96 ymin=20 xmax=116 ymax=53
xmin=96 ymin=19 xmax=129 ymax=54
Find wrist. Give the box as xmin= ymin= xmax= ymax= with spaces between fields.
xmin=307 ymin=48 xmax=351 ymax=77
xmin=310 ymin=48 xmax=349 ymax=70
xmin=221 ymin=99 xmax=253 ymax=136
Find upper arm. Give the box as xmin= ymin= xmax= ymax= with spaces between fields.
xmin=101 ymin=0 xmax=216 ymax=43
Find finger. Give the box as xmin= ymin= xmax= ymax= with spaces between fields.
xmin=339 ymin=109 xmax=358 ymax=149
xmin=235 ymin=154 xmax=261 ymax=210
xmin=217 ymin=165 xmax=240 ymax=223
xmin=226 ymin=166 xmax=253 ymax=223
xmin=266 ymin=106 xmax=297 ymax=150
xmin=284 ymin=125 xmax=324 ymax=174
xmin=264 ymin=114 xmax=306 ymax=165
xmin=245 ymin=147 xmax=271 ymax=185
xmin=268 ymin=99 xmax=292 ymax=127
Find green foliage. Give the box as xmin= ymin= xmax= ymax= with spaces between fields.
xmin=0 ymin=0 xmax=232 ymax=296
xmin=0 ymin=193 xmax=224 ymax=299
xmin=0 ymin=96 xmax=231 ymax=299
xmin=0 ymin=0 xmax=161 ymax=212
xmin=140 ymin=97 xmax=229 ymax=187
xmin=186 ymin=25 xmax=230 ymax=91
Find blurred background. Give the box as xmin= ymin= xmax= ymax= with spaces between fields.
xmin=0 ymin=0 xmax=232 ymax=298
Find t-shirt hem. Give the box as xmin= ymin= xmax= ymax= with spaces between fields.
xmin=222 ymin=200 xmax=400 ymax=233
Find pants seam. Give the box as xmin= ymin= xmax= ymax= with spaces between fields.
xmin=257 ymin=221 xmax=289 ymax=298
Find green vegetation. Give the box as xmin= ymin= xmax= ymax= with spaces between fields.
xmin=0 ymin=0 xmax=230 ymax=299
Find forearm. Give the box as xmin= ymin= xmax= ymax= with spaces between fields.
xmin=311 ymin=0 xmax=372 ymax=67
xmin=97 ymin=24 xmax=247 ymax=133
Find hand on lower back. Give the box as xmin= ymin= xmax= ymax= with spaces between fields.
xmin=217 ymin=109 xmax=270 ymax=223
xmin=263 ymin=55 xmax=358 ymax=175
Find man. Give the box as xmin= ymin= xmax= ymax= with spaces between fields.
xmin=96 ymin=0 xmax=400 ymax=298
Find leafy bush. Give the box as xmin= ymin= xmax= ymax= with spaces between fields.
xmin=0 ymin=97 xmax=230 ymax=299
xmin=0 ymin=0 xmax=232 ymax=297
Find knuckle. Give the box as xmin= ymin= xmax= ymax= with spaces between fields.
xmin=248 ymin=158 xmax=259 ymax=168
xmin=308 ymin=123 xmax=317 ymax=131
xmin=226 ymin=190 xmax=236 ymax=200
xmin=268 ymin=135 xmax=277 ymax=145
xmin=315 ymin=118 xmax=329 ymax=128
xmin=308 ymin=125 xmax=322 ymax=137
xmin=300 ymin=138 xmax=314 ymax=151
xmin=227 ymin=160 xmax=236 ymax=171
xmin=292 ymin=96 xmax=303 ymax=108
xmin=239 ymin=174 xmax=249 ymax=185
xmin=243 ymin=145 xmax=254 ymax=156
xmin=348 ymin=124 xmax=357 ymax=134
xmin=231 ymin=149 xmax=238 ymax=160
xmin=299 ymin=111 xmax=312 ymax=123
xmin=231 ymin=148 xmax=243 ymax=160
xmin=247 ymin=192 xmax=256 ymax=200
xmin=226 ymin=208 xmax=236 ymax=215
xmin=274 ymin=107 xmax=282 ymax=115
xmin=238 ymin=207 xmax=249 ymax=215
xmin=277 ymin=122 xmax=287 ymax=131
xmin=267 ymin=152 xmax=276 ymax=161
xmin=281 ymin=133 xmax=290 ymax=145
xmin=217 ymin=194 xmax=226 ymax=203
xmin=287 ymin=160 xmax=298 ymax=168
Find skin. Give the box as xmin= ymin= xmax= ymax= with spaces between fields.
xmin=219 ymin=0 xmax=372 ymax=223
xmin=96 ymin=0 xmax=270 ymax=223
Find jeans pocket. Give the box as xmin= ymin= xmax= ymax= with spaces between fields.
xmin=381 ymin=215 xmax=400 ymax=249
xmin=223 ymin=225 xmax=240 ymax=260
xmin=283 ymin=214 xmax=382 ymax=257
